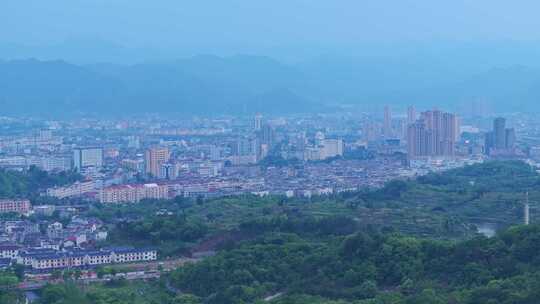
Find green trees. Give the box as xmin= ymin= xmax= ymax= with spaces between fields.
xmin=0 ymin=272 xmax=20 ymax=304
xmin=26 ymin=160 xmax=540 ymax=303
xmin=106 ymin=213 xmax=208 ymax=257
xmin=405 ymin=289 xmax=445 ymax=304
xmin=38 ymin=281 xmax=173 ymax=304
xmin=40 ymin=283 xmax=88 ymax=304
xmin=0 ymin=166 xmax=82 ymax=199
xmin=168 ymin=223 xmax=540 ymax=304
xmin=172 ymin=294 xmax=202 ymax=304
xmin=417 ymin=161 xmax=538 ymax=192
xmin=112 ymin=214 xmax=208 ymax=244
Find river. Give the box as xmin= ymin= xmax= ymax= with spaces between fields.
xmin=476 ymin=223 xmax=497 ymax=238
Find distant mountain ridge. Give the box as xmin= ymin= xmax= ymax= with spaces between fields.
xmin=0 ymin=56 xmax=321 ymax=116
xmin=1 ymin=55 xmax=540 ymax=116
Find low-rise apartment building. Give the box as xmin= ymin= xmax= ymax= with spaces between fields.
xmin=46 ymin=180 xmax=97 ymax=199
xmin=0 ymin=200 xmax=31 ymax=214
xmin=21 ymin=247 xmax=157 ymax=270
xmin=100 ymin=183 xmax=168 ymax=203
xmin=0 ymin=245 xmax=20 ymax=259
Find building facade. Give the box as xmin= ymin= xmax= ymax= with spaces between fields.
xmin=73 ymin=147 xmax=103 ymax=171
xmin=407 ymin=110 xmax=458 ymax=160
xmin=0 ymin=200 xmax=31 ymax=214
xmin=21 ymin=247 xmax=157 ymax=270
xmin=145 ymin=147 xmax=170 ymax=178
xmin=46 ymin=180 xmax=97 ymax=199
xmin=100 ymin=183 xmax=169 ymax=203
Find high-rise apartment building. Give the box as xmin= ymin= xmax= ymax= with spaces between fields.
xmin=485 ymin=118 xmax=516 ymax=155
xmin=259 ymin=124 xmax=276 ymax=148
xmin=383 ymin=106 xmax=392 ymax=137
xmin=39 ymin=129 xmax=53 ymax=141
xmin=160 ymin=163 xmax=179 ymax=180
xmin=321 ymin=139 xmax=344 ymax=159
xmin=485 ymin=131 xmax=494 ymax=155
xmin=407 ymin=120 xmax=426 ymax=158
xmin=407 ymin=110 xmax=458 ymax=159
xmin=145 ymin=147 xmax=170 ymax=178
xmin=362 ymin=122 xmax=381 ymax=142
xmin=209 ymin=145 xmax=221 ymax=161
xmin=73 ymin=147 xmax=103 ymax=171
xmin=494 ymin=117 xmax=507 ymax=149
xmin=232 ymin=138 xmax=257 ymax=156
xmin=121 ymin=159 xmax=145 ymax=173
xmin=253 ymin=113 xmax=263 ymax=131
xmin=505 ymin=128 xmax=516 ymax=149
xmin=127 ymin=136 xmax=141 ymax=149
xmin=407 ymin=106 xmax=416 ymax=125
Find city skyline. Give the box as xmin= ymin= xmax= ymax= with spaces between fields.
xmin=3 ymin=1 xmax=540 ymax=303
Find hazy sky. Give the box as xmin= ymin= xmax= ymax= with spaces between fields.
xmin=2 ymin=1 xmax=540 ymax=113
xmin=3 ymin=0 xmax=540 ymax=59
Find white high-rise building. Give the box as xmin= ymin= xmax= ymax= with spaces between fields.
xmin=384 ymin=106 xmax=392 ymax=137
xmin=39 ymin=129 xmax=53 ymax=141
xmin=41 ymin=157 xmax=72 ymax=172
xmin=253 ymin=113 xmax=263 ymax=131
xmin=407 ymin=106 xmax=416 ymax=125
xmin=127 ymin=136 xmax=140 ymax=149
xmin=73 ymin=147 xmax=103 ymax=171
xmin=321 ymin=139 xmax=344 ymax=159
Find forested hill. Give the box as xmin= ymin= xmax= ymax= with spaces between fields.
xmin=0 ymin=166 xmax=82 ymax=198
xmin=3 ymin=57 xmax=540 ymax=116
xmin=347 ymin=160 xmax=540 ymax=231
xmin=98 ymin=160 xmax=540 ymax=259
xmin=170 ymin=224 xmax=540 ymax=304
xmin=0 ymin=57 xmax=319 ymax=116
xmin=163 ymin=160 xmax=540 ymax=304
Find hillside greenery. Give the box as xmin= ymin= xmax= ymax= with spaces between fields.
xmin=0 ymin=271 xmax=21 ymax=304
xmin=0 ymin=166 xmax=82 ymax=199
xmin=32 ymin=223 xmax=540 ymax=304
xmin=107 ymin=213 xmax=209 ymax=256
xmin=93 ymin=161 xmax=539 ymax=258
xmin=169 ymin=224 xmax=540 ymax=304
xmin=16 ymin=160 xmax=540 ymax=304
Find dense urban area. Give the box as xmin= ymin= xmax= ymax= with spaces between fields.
xmin=0 ymin=107 xmax=539 ymax=303
xmin=5 ymin=0 xmax=540 ymax=303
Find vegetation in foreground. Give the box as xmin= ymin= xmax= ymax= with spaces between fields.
xmin=3 ymin=161 xmax=540 ymax=303
xmin=165 ymin=221 xmax=540 ymax=304
xmin=96 ymin=160 xmax=539 ymax=258
xmin=12 ymin=223 xmax=540 ymax=304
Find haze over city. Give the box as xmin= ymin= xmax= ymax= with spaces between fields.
xmin=3 ymin=1 xmax=540 ymax=115
xmin=2 ymin=1 xmax=540 ymax=304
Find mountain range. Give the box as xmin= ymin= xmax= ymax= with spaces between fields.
xmin=1 ymin=54 xmax=540 ymax=117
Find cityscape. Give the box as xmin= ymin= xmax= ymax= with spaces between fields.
xmin=0 ymin=108 xmax=532 ymax=206
xmin=0 ymin=106 xmax=535 ymax=261
xmin=0 ymin=105 xmax=539 ymax=303
xmin=4 ymin=1 xmax=540 ymax=303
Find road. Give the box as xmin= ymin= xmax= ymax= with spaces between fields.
xmin=17 ymin=257 xmax=200 ymax=291
xmin=19 ymin=271 xmax=161 ymax=291
xmin=120 ymin=257 xmax=199 ymax=272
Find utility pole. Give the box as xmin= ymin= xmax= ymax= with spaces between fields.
xmin=524 ymin=163 xmax=535 ymax=226
xmin=525 ymin=191 xmax=530 ymax=225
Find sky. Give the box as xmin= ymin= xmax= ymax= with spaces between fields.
xmin=2 ymin=0 xmax=540 ymax=61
